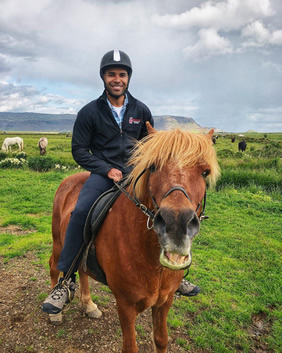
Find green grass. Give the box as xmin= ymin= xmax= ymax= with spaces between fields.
xmin=0 ymin=131 xmax=281 ymax=352
xmin=0 ymin=132 xmax=76 ymax=168
xmin=167 ymin=187 xmax=281 ymax=352
xmin=0 ymin=169 xmax=76 ymax=264
xmin=56 ymin=329 xmax=66 ymax=338
xmin=136 ymin=324 xmax=146 ymax=338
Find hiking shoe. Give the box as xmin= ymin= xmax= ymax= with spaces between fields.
xmin=42 ymin=278 xmax=76 ymax=314
xmin=176 ymin=279 xmax=201 ymax=297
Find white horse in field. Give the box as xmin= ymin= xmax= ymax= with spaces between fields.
xmin=38 ymin=137 xmax=48 ymax=155
xmin=1 ymin=137 xmax=24 ymax=152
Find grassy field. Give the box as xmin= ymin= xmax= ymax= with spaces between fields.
xmin=0 ymin=131 xmax=281 ymax=352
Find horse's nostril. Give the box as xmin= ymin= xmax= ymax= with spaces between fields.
xmin=154 ymin=212 xmax=166 ymax=235
xmin=187 ymin=212 xmax=200 ymax=238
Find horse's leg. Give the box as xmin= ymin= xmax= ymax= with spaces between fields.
xmin=116 ymin=299 xmax=138 ymax=353
xmin=79 ymin=270 xmax=102 ymax=319
xmin=49 ymin=251 xmax=61 ymax=288
xmin=151 ymin=295 xmax=174 ymax=353
xmin=47 ymin=246 xmax=64 ymax=325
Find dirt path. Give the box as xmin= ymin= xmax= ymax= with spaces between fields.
xmin=0 ymin=253 xmax=188 ymax=353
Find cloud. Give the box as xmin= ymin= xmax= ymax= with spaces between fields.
xmin=0 ymin=33 xmax=38 ymax=58
xmin=242 ymin=20 xmax=282 ymax=47
xmin=151 ymin=0 xmax=274 ymax=31
xmin=245 ymin=106 xmax=282 ymax=131
xmin=149 ymin=102 xmax=198 ymax=116
xmin=262 ymin=60 xmax=282 ymax=73
xmin=152 ymin=0 xmax=280 ymax=61
xmin=0 ymin=55 xmax=11 ymax=73
xmin=183 ymin=28 xmax=233 ymax=60
xmin=0 ymin=81 xmax=84 ymax=113
xmin=0 ymin=0 xmax=281 ymax=132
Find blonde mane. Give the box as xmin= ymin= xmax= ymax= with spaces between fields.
xmin=128 ymin=129 xmax=220 ymax=199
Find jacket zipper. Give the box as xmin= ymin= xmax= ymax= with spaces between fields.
xmin=120 ymin=105 xmax=129 ymax=138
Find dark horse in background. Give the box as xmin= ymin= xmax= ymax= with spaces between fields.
xmin=238 ymin=140 xmax=247 ymax=152
xmin=48 ymin=123 xmax=220 ymax=353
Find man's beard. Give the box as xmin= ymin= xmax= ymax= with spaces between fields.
xmin=105 ymin=83 xmax=128 ymax=99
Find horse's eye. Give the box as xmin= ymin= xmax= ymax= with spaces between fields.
xmin=202 ymin=169 xmax=210 ymax=178
xmin=150 ymin=164 xmax=156 ymax=172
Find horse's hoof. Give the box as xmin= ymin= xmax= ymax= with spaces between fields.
xmin=49 ymin=312 xmax=63 ymax=325
xmin=86 ymin=307 xmax=102 ymax=319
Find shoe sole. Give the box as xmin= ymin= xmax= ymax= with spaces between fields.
xmin=42 ymin=303 xmax=63 ymax=315
xmin=176 ymin=288 xmax=201 ymax=297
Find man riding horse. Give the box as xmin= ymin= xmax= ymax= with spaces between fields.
xmin=42 ymin=50 xmax=200 ymax=315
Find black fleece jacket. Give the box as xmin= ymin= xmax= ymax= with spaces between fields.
xmin=72 ymin=90 xmax=154 ymax=176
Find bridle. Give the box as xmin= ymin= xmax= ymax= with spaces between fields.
xmin=114 ymin=165 xmax=208 ymax=230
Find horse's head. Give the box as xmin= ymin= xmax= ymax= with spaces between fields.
xmin=148 ymin=159 xmax=211 ymax=270
xmin=128 ymin=124 xmax=220 ymax=270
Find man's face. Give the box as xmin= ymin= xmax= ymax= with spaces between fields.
xmin=103 ymin=67 xmax=129 ymax=99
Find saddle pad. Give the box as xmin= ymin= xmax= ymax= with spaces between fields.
xmin=83 ymin=185 xmax=122 ymax=245
xmin=82 ymin=183 xmax=123 ymax=285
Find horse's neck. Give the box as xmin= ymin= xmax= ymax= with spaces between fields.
xmin=119 ymin=195 xmax=161 ymax=262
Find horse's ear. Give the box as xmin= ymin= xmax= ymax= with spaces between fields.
xmin=146 ymin=121 xmax=157 ymax=135
xmin=207 ymin=129 xmax=214 ymax=139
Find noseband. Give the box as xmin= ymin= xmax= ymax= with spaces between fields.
xmin=114 ymin=166 xmax=208 ymax=230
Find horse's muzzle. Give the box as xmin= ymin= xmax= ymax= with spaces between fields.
xmin=153 ymin=207 xmax=200 ymax=270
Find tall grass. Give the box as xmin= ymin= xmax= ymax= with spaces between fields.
xmin=214 ymin=133 xmax=281 ymax=195
xmin=217 ymin=168 xmax=281 ymax=193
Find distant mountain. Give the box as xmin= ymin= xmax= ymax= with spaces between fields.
xmin=153 ymin=115 xmax=203 ymax=131
xmin=0 ymin=112 xmax=208 ymax=132
xmin=0 ymin=112 xmax=76 ymax=132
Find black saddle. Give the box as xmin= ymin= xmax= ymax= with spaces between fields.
xmin=82 ymin=181 xmax=127 ymax=285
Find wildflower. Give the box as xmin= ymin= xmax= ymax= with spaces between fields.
xmin=0 ymin=157 xmax=25 ymax=168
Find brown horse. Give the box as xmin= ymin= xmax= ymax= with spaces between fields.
xmin=48 ymin=123 xmax=220 ymax=352
xmin=39 ymin=137 xmax=48 ymax=155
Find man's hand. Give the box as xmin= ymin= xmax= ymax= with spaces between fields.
xmin=107 ymin=168 xmax=123 ymax=182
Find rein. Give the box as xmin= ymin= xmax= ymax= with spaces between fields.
xmin=114 ymin=166 xmax=208 ymax=230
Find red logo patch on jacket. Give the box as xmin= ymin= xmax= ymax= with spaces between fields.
xmin=129 ymin=117 xmax=141 ymax=124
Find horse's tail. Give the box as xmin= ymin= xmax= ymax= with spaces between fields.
xmin=21 ymin=139 xmax=24 ymax=151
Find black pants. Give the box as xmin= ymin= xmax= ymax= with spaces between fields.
xmin=57 ymin=173 xmax=114 ymax=273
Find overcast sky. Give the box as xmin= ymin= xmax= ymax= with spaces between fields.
xmin=0 ymin=0 xmax=282 ymax=132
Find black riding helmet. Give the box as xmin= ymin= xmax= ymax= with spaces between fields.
xmin=100 ymin=50 xmax=132 ymax=81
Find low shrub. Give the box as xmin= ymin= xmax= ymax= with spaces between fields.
xmin=28 ymin=156 xmax=57 ymax=172
xmin=15 ymin=152 xmax=27 ymax=160
xmin=54 ymin=163 xmax=71 ymax=171
xmin=217 ymin=149 xmax=235 ymax=158
xmin=0 ymin=151 xmax=7 ymax=161
xmin=234 ymin=152 xmax=244 ymax=158
xmin=217 ymin=169 xmax=281 ymax=191
xmin=0 ymin=157 xmax=26 ymax=169
xmin=250 ymin=143 xmax=281 ymax=158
